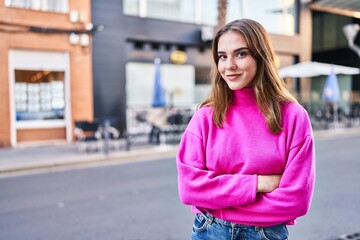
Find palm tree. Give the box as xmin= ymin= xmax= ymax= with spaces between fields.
xmin=216 ymin=0 xmax=227 ymax=32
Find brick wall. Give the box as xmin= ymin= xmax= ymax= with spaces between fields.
xmin=0 ymin=0 xmax=93 ymax=147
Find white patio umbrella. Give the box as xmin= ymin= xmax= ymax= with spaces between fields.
xmin=278 ymin=61 xmax=360 ymax=78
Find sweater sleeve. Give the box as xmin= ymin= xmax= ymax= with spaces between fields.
xmin=234 ymin=134 xmax=315 ymax=224
xmin=176 ymin=127 xmax=258 ymax=210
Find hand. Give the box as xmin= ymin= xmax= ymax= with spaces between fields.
xmin=257 ymin=175 xmax=281 ymax=193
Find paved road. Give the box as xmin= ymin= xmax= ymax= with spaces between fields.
xmin=0 ymin=157 xmax=193 ymax=240
xmin=1 ymin=135 xmax=360 ymax=239
xmin=288 ymin=135 xmax=360 ymax=240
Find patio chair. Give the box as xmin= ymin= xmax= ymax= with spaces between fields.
xmin=74 ymin=120 xmax=102 ymax=152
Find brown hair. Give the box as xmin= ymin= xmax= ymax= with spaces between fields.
xmin=200 ymin=18 xmax=297 ymax=134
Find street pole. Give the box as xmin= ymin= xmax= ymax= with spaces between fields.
xmin=103 ymin=119 xmax=110 ymax=155
xmin=343 ymin=24 xmax=360 ymax=126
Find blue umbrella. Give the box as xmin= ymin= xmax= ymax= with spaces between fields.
xmin=322 ymin=69 xmax=340 ymax=103
xmin=152 ymin=58 xmax=166 ymax=107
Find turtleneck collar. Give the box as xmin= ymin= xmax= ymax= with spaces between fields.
xmin=231 ymin=88 xmax=257 ymax=106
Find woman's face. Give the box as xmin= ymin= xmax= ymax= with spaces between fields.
xmin=217 ymin=31 xmax=257 ymax=90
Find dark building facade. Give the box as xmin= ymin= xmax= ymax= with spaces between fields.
xmin=91 ymin=0 xmax=213 ymax=133
xmin=91 ymin=0 xmax=312 ymax=134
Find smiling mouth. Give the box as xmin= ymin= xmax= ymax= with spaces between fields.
xmin=226 ymin=74 xmax=241 ymax=80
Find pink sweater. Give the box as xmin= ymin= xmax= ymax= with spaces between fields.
xmin=176 ymin=88 xmax=315 ymax=227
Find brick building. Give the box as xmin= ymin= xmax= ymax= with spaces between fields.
xmin=0 ymin=0 xmax=93 ymax=147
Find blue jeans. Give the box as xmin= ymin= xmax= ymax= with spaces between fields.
xmin=192 ymin=213 xmax=289 ymax=240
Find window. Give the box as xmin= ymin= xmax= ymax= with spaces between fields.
xmin=5 ymin=0 xmax=68 ymax=13
xmin=123 ymin=0 xmax=298 ymax=35
xmin=9 ymin=50 xmax=71 ymax=145
xmin=227 ymin=0 xmax=298 ymax=35
xmin=123 ymin=0 xmax=206 ymax=25
xmin=147 ymin=0 xmax=195 ymax=23
xmin=126 ymin=62 xmax=195 ymax=107
xmin=200 ymin=0 xmax=217 ymax=26
xmin=9 ymin=49 xmax=70 ymax=129
xmin=195 ymin=66 xmax=211 ymax=103
xmin=123 ymin=0 xmax=139 ymax=16
xmin=15 ymin=70 xmax=65 ymax=121
xmin=313 ymin=12 xmax=349 ymax=53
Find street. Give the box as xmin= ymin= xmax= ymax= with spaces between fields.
xmin=288 ymin=134 xmax=360 ymax=240
xmin=0 ymin=156 xmax=193 ymax=240
xmin=1 ymin=135 xmax=360 ymax=240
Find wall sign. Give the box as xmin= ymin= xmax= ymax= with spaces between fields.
xmin=170 ymin=50 xmax=187 ymax=64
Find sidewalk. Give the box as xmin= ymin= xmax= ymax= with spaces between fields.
xmin=0 ymin=139 xmax=178 ymax=176
xmin=1 ymin=127 xmax=360 ymax=176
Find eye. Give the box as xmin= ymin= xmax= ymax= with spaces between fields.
xmin=236 ymin=51 xmax=248 ymax=58
xmin=218 ymin=55 xmax=227 ymax=61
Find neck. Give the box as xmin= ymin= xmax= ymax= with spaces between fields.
xmin=231 ymin=88 xmax=257 ymax=106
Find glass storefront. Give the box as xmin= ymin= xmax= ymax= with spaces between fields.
xmin=9 ymin=49 xmax=70 ymax=146
xmin=126 ymin=62 xmax=195 ymax=107
xmin=123 ymin=0 xmax=298 ymax=35
xmin=14 ymin=70 xmax=65 ymax=121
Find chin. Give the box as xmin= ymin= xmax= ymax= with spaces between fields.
xmin=227 ymin=81 xmax=254 ymax=90
xmin=227 ymin=84 xmax=246 ymax=90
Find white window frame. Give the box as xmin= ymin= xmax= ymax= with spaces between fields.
xmin=9 ymin=49 xmax=72 ymax=146
xmin=5 ymin=0 xmax=69 ymax=13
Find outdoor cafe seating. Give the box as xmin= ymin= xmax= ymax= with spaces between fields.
xmin=74 ymin=120 xmax=102 ymax=152
xmin=74 ymin=120 xmax=121 ymax=152
xmin=125 ymin=106 xmax=194 ymax=150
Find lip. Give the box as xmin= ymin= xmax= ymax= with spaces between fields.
xmin=226 ymin=74 xmax=241 ymax=81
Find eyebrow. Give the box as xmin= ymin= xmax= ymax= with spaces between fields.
xmin=217 ymin=47 xmax=249 ymax=54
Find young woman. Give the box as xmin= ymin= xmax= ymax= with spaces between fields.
xmin=176 ymin=19 xmax=315 ymax=240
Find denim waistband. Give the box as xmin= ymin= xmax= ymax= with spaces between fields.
xmin=199 ymin=212 xmax=260 ymax=229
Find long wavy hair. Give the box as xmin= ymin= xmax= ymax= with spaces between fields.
xmin=200 ymin=18 xmax=297 ymax=134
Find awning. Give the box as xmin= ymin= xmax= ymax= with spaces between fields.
xmin=278 ymin=61 xmax=360 ymax=78
xmin=310 ymin=0 xmax=360 ymax=18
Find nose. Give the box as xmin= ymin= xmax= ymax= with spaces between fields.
xmin=225 ymin=58 xmax=237 ymax=70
